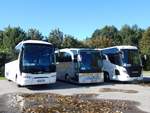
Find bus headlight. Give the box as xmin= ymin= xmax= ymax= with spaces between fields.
xmin=23 ymin=76 xmax=31 ymax=79
xmin=123 ymin=70 xmax=128 ymax=74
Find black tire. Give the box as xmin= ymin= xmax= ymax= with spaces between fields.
xmin=16 ymin=75 xmax=22 ymax=87
xmin=8 ymin=79 xmax=11 ymax=82
xmin=17 ymin=84 xmax=22 ymax=87
xmin=15 ymin=75 xmax=17 ymax=82
xmin=104 ymin=72 xmax=110 ymax=82
xmin=65 ymin=74 xmax=70 ymax=81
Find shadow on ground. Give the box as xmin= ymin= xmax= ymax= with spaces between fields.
xmin=26 ymin=81 xmax=106 ymax=91
xmin=25 ymin=76 xmax=150 ymax=90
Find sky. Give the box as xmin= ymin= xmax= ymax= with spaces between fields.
xmin=0 ymin=0 xmax=150 ymax=40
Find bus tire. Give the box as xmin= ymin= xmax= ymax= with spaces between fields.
xmin=65 ymin=74 xmax=70 ymax=81
xmin=15 ymin=75 xmax=21 ymax=87
xmin=15 ymin=74 xmax=17 ymax=82
xmin=104 ymin=72 xmax=110 ymax=82
xmin=8 ymin=79 xmax=11 ymax=82
xmin=17 ymin=84 xmax=22 ymax=87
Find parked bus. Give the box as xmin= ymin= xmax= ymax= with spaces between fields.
xmin=5 ymin=40 xmax=56 ymax=86
xmin=55 ymin=48 xmax=104 ymax=83
xmin=98 ymin=46 xmax=143 ymax=82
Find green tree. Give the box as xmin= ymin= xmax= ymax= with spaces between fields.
xmin=120 ymin=24 xmax=143 ymax=46
xmin=48 ymin=28 xmax=63 ymax=48
xmin=140 ymin=27 xmax=150 ymax=54
xmin=27 ymin=28 xmax=43 ymax=40
xmin=62 ymin=35 xmax=84 ymax=48
xmin=139 ymin=27 xmax=150 ymax=70
xmin=0 ymin=30 xmax=3 ymax=49
xmin=3 ymin=26 xmax=26 ymax=52
xmin=85 ymin=36 xmax=113 ymax=48
xmin=92 ymin=26 xmax=121 ymax=45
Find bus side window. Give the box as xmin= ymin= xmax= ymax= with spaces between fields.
xmin=102 ymin=54 xmax=106 ymax=60
xmin=55 ymin=53 xmax=59 ymax=62
xmin=57 ymin=52 xmax=72 ymax=62
xmin=64 ymin=52 xmax=72 ymax=62
xmin=108 ymin=55 xmax=115 ymax=64
xmin=74 ymin=54 xmax=78 ymax=62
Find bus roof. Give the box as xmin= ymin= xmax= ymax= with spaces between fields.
xmin=98 ymin=45 xmax=138 ymax=54
xmin=21 ymin=40 xmax=52 ymax=45
xmin=55 ymin=48 xmax=99 ymax=55
xmin=15 ymin=40 xmax=52 ymax=51
xmin=98 ymin=45 xmax=138 ymax=51
xmin=58 ymin=48 xmax=96 ymax=51
xmin=56 ymin=48 xmax=98 ymax=52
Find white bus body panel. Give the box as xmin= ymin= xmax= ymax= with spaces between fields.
xmin=101 ymin=46 xmax=143 ymax=82
xmin=5 ymin=60 xmax=19 ymax=82
xmin=56 ymin=48 xmax=104 ymax=83
xmin=17 ymin=72 xmax=56 ymax=86
xmin=56 ymin=62 xmax=75 ymax=81
xmin=78 ymin=73 xmax=104 ymax=83
xmin=5 ymin=61 xmax=56 ymax=86
xmin=56 ymin=62 xmax=104 ymax=83
xmin=103 ymin=60 xmax=143 ymax=81
xmin=5 ymin=40 xmax=56 ymax=86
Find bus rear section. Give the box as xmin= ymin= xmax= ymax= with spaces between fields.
xmin=5 ymin=40 xmax=56 ymax=86
xmin=100 ymin=46 xmax=143 ymax=82
xmin=55 ymin=48 xmax=104 ymax=84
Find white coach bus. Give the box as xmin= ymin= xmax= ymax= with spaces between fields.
xmin=55 ymin=48 xmax=104 ymax=83
xmin=5 ymin=40 xmax=56 ymax=86
xmin=98 ymin=46 xmax=143 ymax=82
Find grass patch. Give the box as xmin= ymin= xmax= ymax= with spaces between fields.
xmin=143 ymin=71 xmax=150 ymax=76
xmin=0 ymin=76 xmax=5 ymax=80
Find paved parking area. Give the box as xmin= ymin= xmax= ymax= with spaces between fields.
xmin=0 ymin=77 xmax=150 ymax=113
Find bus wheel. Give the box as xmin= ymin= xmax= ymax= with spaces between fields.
xmin=17 ymin=84 xmax=22 ymax=87
xmin=16 ymin=75 xmax=21 ymax=87
xmin=65 ymin=74 xmax=70 ymax=81
xmin=8 ymin=79 xmax=11 ymax=82
xmin=15 ymin=75 xmax=17 ymax=82
xmin=104 ymin=72 xmax=110 ymax=82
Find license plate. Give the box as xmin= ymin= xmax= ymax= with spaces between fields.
xmin=37 ymin=79 xmax=45 ymax=82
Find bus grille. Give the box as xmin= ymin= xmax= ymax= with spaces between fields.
xmin=125 ymin=66 xmax=142 ymax=77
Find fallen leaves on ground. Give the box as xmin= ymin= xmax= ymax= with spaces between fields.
xmin=0 ymin=93 xmax=146 ymax=113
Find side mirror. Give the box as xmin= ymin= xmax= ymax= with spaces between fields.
xmin=141 ymin=55 xmax=147 ymax=66
xmin=144 ymin=55 xmax=147 ymax=61
xmin=74 ymin=59 xmax=77 ymax=62
xmin=102 ymin=55 xmax=106 ymax=60
xmin=74 ymin=54 xmax=78 ymax=62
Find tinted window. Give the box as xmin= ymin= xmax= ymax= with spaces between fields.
xmin=122 ymin=49 xmax=141 ymax=66
xmin=56 ymin=52 xmax=72 ymax=62
xmin=107 ymin=53 xmax=123 ymax=66
xmin=79 ymin=50 xmax=102 ymax=73
xmin=21 ymin=44 xmax=55 ymax=73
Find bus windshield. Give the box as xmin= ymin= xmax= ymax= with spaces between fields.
xmin=107 ymin=53 xmax=123 ymax=66
xmin=79 ymin=50 xmax=102 ymax=73
xmin=21 ymin=44 xmax=55 ymax=73
xmin=121 ymin=49 xmax=141 ymax=66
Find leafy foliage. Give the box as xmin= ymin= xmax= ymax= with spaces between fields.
xmin=0 ymin=30 xmax=3 ymax=48
xmin=2 ymin=26 xmax=26 ymax=51
xmin=91 ymin=26 xmax=121 ymax=46
xmin=85 ymin=36 xmax=113 ymax=48
xmin=27 ymin=28 xmax=43 ymax=40
xmin=62 ymin=35 xmax=85 ymax=48
xmin=139 ymin=27 xmax=150 ymax=70
xmin=120 ymin=25 xmax=143 ymax=46
xmin=48 ymin=28 xmax=63 ymax=48
xmin=0 ymin=24 xmax=150 ymax=71
xmin=0 ymin=51 xmax=12 ymax=75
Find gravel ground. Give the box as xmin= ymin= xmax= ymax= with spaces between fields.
xmin=0 ymin=76 xmax=150 ymax=113
xmin=0 ymin=93 xmax=146 ymax=113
